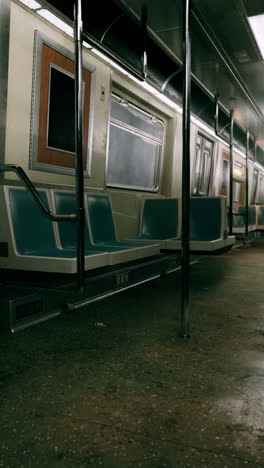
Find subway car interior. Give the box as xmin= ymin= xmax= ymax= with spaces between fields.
xmin=1 ymin=0 xmax=264 ymax=466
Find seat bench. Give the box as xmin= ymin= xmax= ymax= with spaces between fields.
xmin=50 ymin=191 xmax=160 ymax=266
xmin=232 ymin=205 xmax=257 ymax=234
xmin=0 ymin=186 xmax=109 ymax=273
xmin=84 ymin=193 xmax=160 ymax=264
xmin=129 ymin=196 xmax=235 ymax=252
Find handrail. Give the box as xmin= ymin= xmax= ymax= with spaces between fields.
xmin=245 ymin=131 xmax=249 ymax=236
xmin=0 ymin=164 xmax=77 ymax=222
xmin=214 ymin=95 xmax=230 ymax=145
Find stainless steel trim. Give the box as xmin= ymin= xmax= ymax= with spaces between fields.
xmin=45 ymin=63 xmax=86 ymax=155
xmin=46 ymin=63 xmax=75 ymax=155
xmin=181 ymin=0 xmax=191 ymax=339
xmin=161 ymin=69 xmax=182 ymax=92
xmin=66 ymin=268 xmax=179 ymax=311
xmin=110 ymin=119 xmax=162 ymax=144
xmin=100 ymin=13 xmax=124 ymax=43
xmin=104 ymin=71 xmax=113 ymax=190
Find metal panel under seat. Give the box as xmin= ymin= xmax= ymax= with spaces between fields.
xmin=0 ymin=252 xmax=184 ymax=332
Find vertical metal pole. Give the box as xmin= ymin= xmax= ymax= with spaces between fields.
xmin=74 ymin=0 xmax=85 ymax=291
xmin=0 ymin=0 xmax=10 ymax=168
xmin=229 ymin=109 xmax=234 ymax=236
xmin=214 ymin=95 xmax=219 ymax=136
xmin=141 ymin=4 xmax=148 ymax=80
xmin=245 ymin=130 xmax=249 ymax=237
xmin=180 ymin=0 xmax=191 ymax=338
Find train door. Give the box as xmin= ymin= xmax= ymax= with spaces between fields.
xmin=256 ymin=172 xmax=264 ymax=204
xmin=251 ymin=168 xmax=258 ymax=204
xmin=233 ymin=161 xmax=246 ymax=214
xmin=219 ymin=152 xmax=245 ymax=228
xmin=191 ymin=133 xmax=214 ymax=196
xmin=219 ymin=151 xmax=230 ymax=197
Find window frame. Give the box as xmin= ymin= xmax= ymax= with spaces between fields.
xmin=29 ymin=30 xmax=96 ymax=176
xmin=106 ymin=92 xmax=165 ymax=192
xmin=251 ymin=168 xmax=259 ymax=204
xmin=256 ymin=172 xmax=264 ymax=204
xmin=191 ymin=132 xmax=215 ymax=196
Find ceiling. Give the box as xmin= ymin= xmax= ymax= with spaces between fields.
xmin=117 ymin=0 xmax=264 ymax=147
xmin=45 ymin=0 xmax=264 ymax=149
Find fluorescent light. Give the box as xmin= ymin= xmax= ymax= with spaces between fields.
xmin=37 ymin=9 xmax=73 ymax=37
xmin=248 ymin=14 xmax=264 ymax=60
xmin=19 ymin=0 xmax=41 ymax=9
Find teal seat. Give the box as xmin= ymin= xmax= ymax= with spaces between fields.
xmin=140 ymin=198 xmax=178 ymax=239
xmin=9 ymin=189 xmax=101 ymax=259
xmin=53 ymin=192 xmax=131 ymax=252
xmin=237 ymin=206 xmax=256 ymax=226
xmin=258 ymin=206 xmax=264 ymax=225
xmin=86 ymin=194 xmax=151 ymax=248
xmin=138 ymin=198 xmax=221 ymax=242
xmin=190 ymin=198 xmax=221 ymax=241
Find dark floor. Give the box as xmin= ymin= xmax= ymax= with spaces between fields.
xmin=1 ymin=240 xmax=264 ymax=467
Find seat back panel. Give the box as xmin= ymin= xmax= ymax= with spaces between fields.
xmin=87 ymin=194 xmax=117 ymax=244
xmin=53 ymin=191 xmax=91 ymax=249
xmin=8 ymin=188 xmax=56 ymax=255
xmin=141 ymin=198 xmax=178 ymax=239
xmin=190 ymin=198 xmax=222 ymax=241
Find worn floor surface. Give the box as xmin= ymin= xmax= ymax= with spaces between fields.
xmin=1 ymin=239 xmax=264 ymax=467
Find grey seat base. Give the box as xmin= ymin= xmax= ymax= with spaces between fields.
xmin=233 ymin=226 xmax=256 ymax=233
xmin=101 ymin=243 xmax=160 ymax=265
xmin=0 ymin=186 xmax=110 ymax=274
xmin=0 ymin=251 xmax=109 ymax=274
xmin=127 ymin=238 xmax=168 ymax=249
xmin=128 ymin=236 xmax=235 ymax=252
xmin=164 ymin=236 xmax=235 ymax=252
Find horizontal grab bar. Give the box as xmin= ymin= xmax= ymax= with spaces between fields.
xmin=0 ymin=164 xmax=77 ymax=223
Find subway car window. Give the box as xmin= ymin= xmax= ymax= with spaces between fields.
xmin=257 ymin=174 xmax=264 ymax=204
xmin=233 ymin=161 xmax=244 ymax=178
xmin=221 ymin=159 xmax=229 ymax=194
xmin=47 ymin=66 xmax=75 ymax=153
xmin=233 ymin=162 xmax=245 ymax=204
xmin=107 ymin=94 xmax=164 ymax=191
xmin=233 ymin=181 xmax=242 ymax=203
xmin=251 ymin=168 xmax=258 ymax=204
xmin=191 ymin=134 xmax=214 ymax=196
xmin=30 ymin=33 xmax=95 ymax=174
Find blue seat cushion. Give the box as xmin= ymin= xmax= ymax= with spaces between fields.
xmin=141 ymin=198 xmax=178 ymax=239
xmin=190 ymin=198 xmax=221 ymax=241
xmin=8 ymin=189 xmax=102 ymax=258
xmin=258 ymin=206 xmax=264 ymax=225
xmin=237 ymin=206 xmax=256 ymax=226
xmin=54 ymin=192 xmax=136 ymax=252
xmin=9 ymin=189 xmax=61 ymax=256
xmin=87 ymin=194 xmax=117 ymax=244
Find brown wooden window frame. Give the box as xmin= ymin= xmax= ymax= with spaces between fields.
xmin=30 ymin=30 xmax=96 ymax=176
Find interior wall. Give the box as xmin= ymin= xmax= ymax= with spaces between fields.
xmin=5 ymin=1 xmax=111 ymax=189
